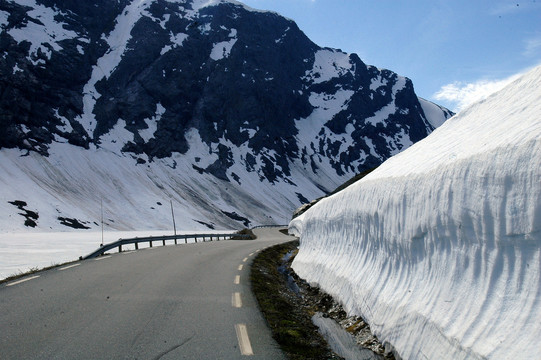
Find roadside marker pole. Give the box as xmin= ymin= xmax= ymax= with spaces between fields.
xmin=100 ymin=199 xmax=104 ymax=247
xmin=170 ymin=200 xmax=177 ymax=244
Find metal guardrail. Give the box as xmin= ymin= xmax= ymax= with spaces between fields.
xmin=251 ymin=224 xmax=288 ymax=229
xmin=81 ymin=233 xmax=252 ymax=260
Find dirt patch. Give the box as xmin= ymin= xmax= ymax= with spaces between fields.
xmin=251 ymin=239 xmax=396 ymax=359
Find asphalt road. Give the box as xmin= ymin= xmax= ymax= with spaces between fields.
xmin=0 ymin=227 xmax=292 ymax=359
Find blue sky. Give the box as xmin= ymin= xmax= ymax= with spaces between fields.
xmin=241 ymin=0 xmax=541 ymax=112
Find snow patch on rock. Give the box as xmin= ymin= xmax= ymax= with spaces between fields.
xmin=295 ymin=89 xmax=355 ymax=149
xmin=7 ymin=0 xmax=78 ymax=65
xmin=160 ymin=32 xmax=189 ymax=55
xmin=365 ymin=76 xmax=407 ymax=126
xmin=210 ymin=28 xmax=238 ymax=60
xmin=139 ymin=103 xmax=165 ymax=142
xmin=0 ymin=10 xmax=9 ymax=27
xmin=77 ymin=0 xmax=152 ymax=137
xmin=304 ymin=49 xmax=354 ymax=84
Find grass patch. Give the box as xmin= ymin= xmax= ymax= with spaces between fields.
xmin=250 ymin=240 xmax=340 ymax=359
xmin=231 ymin=228 xmax=257 ymax=240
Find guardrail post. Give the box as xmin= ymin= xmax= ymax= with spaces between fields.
xmin=150 ymin=240 xmax=153 ymax=247
xmin=194 ymin=236 xmax=197 ymax=243
xmin=174 ymin=237 xmax=177 ymax=245
xmin=135 ymin=242 xmax=138 ymax=250
xmin=119 ymin=244 xmax=122 ymax=253
xmin=162 ymin=239 xmax=166 ymax=246
xmin=184 ymin=235 xmax=187 ymax=244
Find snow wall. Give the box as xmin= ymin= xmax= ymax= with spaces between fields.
xmin=290 ymin=66 xmax=541 ymax=359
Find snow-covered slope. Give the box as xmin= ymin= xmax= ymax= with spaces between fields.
xmin=0 ymin=138 xmax=330 ymax=231
xmin=290 ymin=66 xmax=541 ymax=359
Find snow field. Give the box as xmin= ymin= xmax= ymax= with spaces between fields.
xmin=0 ymin=230 xmax=232 ymax=280
xmin=290 ymin=65 xmax=541 ymax=359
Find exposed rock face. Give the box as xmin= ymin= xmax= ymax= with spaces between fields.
xmin=0 ymin=0 xmax=453 ymax=230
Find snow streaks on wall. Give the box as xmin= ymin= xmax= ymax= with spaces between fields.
xmin=290 ymin=66 xmax=541 ymax=359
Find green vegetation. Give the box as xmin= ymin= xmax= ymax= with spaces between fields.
xmin=250 ymin=240 xmax=340 ymax=359
xmin=232 ymin=228 xmax=257 ymax=240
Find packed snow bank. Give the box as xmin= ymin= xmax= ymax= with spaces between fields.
xmin=290 ymin=65 xmax=541 ymax=359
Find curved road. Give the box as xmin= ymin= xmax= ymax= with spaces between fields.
xmin=0 ymin=228 xmax=292 ymax=359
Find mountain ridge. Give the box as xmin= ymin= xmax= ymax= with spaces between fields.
xmin=0 ymin=0 xmax=453 ymax=231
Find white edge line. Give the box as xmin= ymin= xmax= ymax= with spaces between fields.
xmin=242 ymin=257 xmax=248 ymax=262
xmin=58 ymin=263 xmax=81 ymax=271
xmin=235 ymin=323 xmax=254 ymax=356
xmin=238 ymin=264 xmax=243 ymax=271
xmin=6 ymin=275 xmax=40 ymax=287
xmin=234 ymin=275 xmax=240 ymax=284
xmin=94 ymin=255 xmax=112 ymax=261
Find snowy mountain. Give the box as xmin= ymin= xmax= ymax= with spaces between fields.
xmin=0 ymin=0 xmax=452 ymax=232
xmin=289 ymin=65 xmax=541 ymax=359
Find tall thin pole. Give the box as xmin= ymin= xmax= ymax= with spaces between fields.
xmin=170 ymin=200 xmax=177 ymax=243
xmin=100 ymin=199 xmax=104 ymax=247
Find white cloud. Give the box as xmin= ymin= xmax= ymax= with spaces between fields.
xmin=433 ymin=73 xmax=522 ymax=112
xmin=524 ymin=34 xmax=541 ymax=57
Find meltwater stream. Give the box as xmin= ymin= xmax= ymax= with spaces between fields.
xmin=280 ymin=248 xmax=384 ymax=359
xmin=312 ymin=313 xmax=384 ymax=360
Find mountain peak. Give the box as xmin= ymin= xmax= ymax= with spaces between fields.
xmin=0 ymin=0 xmax=453 ymax=231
